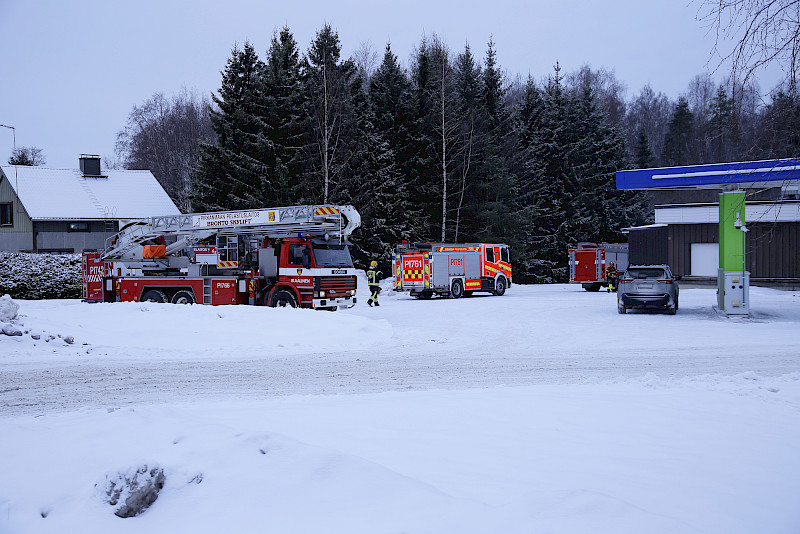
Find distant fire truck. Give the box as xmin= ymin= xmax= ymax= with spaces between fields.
xmin=82 ymin=205 xmax=360 ymax=309
xmin=392 ymin=242 xmax=512 ymax=299
xmin=568 ymin=242 xmax=629 ymax=291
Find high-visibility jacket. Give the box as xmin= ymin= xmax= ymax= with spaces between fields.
xmin=367 ymin=269 xmax=382 ymax=286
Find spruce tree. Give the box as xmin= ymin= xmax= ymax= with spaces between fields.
xmin=470 ymin=39 xmax=518 ymax=247
xmin=635 ymin=128 xmax=654 ymax=168
xmin=451 ymin=44 xmax=483 ymax=241
xmin=194 ymin=42 xmax=273 ymax=211
xmin=708 ymin=85 xmax=739 ymax=163
xmin=569 ymin=83 xmax=649 ymax=245
xmin=264 ymin=26 xmax=307 ymax=205
xmin=755 ymin=91 xmax=800 ymax=158
xmin=663 ymin=97 xmax=695 ymax=166
xmin=517 ymin=65 xmax=571 ymax=283
xmin=404 ymin=36 xmax=442 ymax=240
xmin=368 ymin=43 xmax=428 ymax=245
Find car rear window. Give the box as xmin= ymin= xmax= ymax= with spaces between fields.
xmin=626 ymin=268 xmax=666 ymax=279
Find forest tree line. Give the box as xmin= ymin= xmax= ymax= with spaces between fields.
xmin=114 ymin=24 xmax=800 ymax=282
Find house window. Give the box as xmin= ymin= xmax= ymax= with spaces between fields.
xmin=68 ymin=222 xmax=90 ymax=232
xmin=0 ymin=203 xmax=12 ymax=226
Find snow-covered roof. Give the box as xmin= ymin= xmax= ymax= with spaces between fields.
xmin=0 ymin=165 xmax=180 ymax=220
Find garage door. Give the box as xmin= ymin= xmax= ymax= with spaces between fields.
xmin=690 ymin=243 xmax=719 ymax=276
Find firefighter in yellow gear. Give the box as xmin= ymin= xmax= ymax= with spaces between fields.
xmin=367 ymin=260 xmax=383 ymax=307
xmin=606 ymin=262 xmax=620 ymax=292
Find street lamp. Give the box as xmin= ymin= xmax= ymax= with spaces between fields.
xmin=0 ymin=123 xmax=20 ymax=224
xmin=0 ymin=123 xmax=15 ymax=161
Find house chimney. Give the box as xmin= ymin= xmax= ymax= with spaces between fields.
xmin=79 ymin=154 xmax=102 ymax=176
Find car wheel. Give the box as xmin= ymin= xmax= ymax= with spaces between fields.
xmin=171 ymin=290 xmax=196 ymax=304
xmin=494 ymin=277 xmax=507 ymax=296
xmin=617 ymin=302 xmax=626 ymax=314
xmin=270 ymin=289 xmax=298 ymax=308
xmin=141 ymin=290 xmax=168 ymax=303
xmin=450 ymin=279 xmax=464 ymax=299
xmin=667 ymin=304 xmax=677 ymax=315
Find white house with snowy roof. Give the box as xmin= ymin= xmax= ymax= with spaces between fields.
xmin=0 ymin=155 xmax=180 ymax=253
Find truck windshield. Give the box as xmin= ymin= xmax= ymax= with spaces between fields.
xmin=312 ymin=243 xmax=353 ymax=267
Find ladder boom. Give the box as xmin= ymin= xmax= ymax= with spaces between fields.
xmin=101 ymin=204 xmax=360 ymax=260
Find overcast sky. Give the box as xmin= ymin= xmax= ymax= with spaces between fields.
xmin=0 ymin=0 xmax=783 ymax=169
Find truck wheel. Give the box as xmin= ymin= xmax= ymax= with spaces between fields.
xmin=493 ymin=277 xmax=507 ymax=296
xmin=583 ymin=283 xmax=601 ymax=292
xmin=450 ymin=279 xmax=464 ymax=299
xmin=141 ymin=290 xmax=168 ymax=303
xmin=270 ymin=289 xmax=298 ymax=308
xmin=171 ymin=290 xmax=196 ymax=304
xmin=420 ymin=290 xmax=433 ymax=299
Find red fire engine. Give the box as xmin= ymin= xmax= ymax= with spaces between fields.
xmin=568 ymin=242 xmax=629 ymax=291
xmin=82 ymin=205 xmax=360 ymax=309
xmin=392 ymin=242 xmax=512 ymax=299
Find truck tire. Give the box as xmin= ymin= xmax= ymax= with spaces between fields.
xmin=493 ymin=277 xmax=507 ymax=296
xmin=583 ymin=283 xmax=601 ymax=292
xmin=141 ymin=289 xmax=168 ymax=303
xmin=270 ymin=289 xmax=298 ymax=308
xmin=171 ymin=290 xmax=196 ymax=304
xmin=450 ymin=279 xmax=464 ymax=299
xmin=420 ymin=290 xmax=433 ymax=299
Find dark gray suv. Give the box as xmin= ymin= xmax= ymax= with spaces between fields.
xmin=617 ymin=264 xmax=679 ymax=315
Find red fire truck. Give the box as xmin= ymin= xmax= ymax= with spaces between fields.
xmin=82 ymin=205 xmax=361 ymax=309
xmin=568 ymin=242 xmax=629 ymax=291
xmin=392 ymin=242 xmax=512 ymax=299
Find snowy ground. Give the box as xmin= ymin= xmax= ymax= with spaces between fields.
xmin=1 ymin=278 xmax=799 ymax=533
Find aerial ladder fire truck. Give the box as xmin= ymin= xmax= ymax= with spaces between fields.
xmin=82 ymin=205 xmax=361 ymax=310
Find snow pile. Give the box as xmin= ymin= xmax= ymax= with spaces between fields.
xmin=0 ymin=294 xmax=19 ymax=322
xmin=0 ymin=252 xmax=81 ymax=299
xmin=1 ymin=294 xmax=22 ymax=336
xmin=0 ymin=294 xmax=76 ymax=342
xmin=4 ymin=298 xmax=391 ymax=359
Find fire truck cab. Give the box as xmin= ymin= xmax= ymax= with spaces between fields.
xmin=82 ymin=205 xmax=360 ymax=310
xmin=392 ymin=242 xmax=512 ymax=299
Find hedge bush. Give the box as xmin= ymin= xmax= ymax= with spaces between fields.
xmin=0 ymin=252 xmax=82 ymax=299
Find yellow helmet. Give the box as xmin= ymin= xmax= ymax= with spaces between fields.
xmin=370 ymin=260 xmax=378 ymax=268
